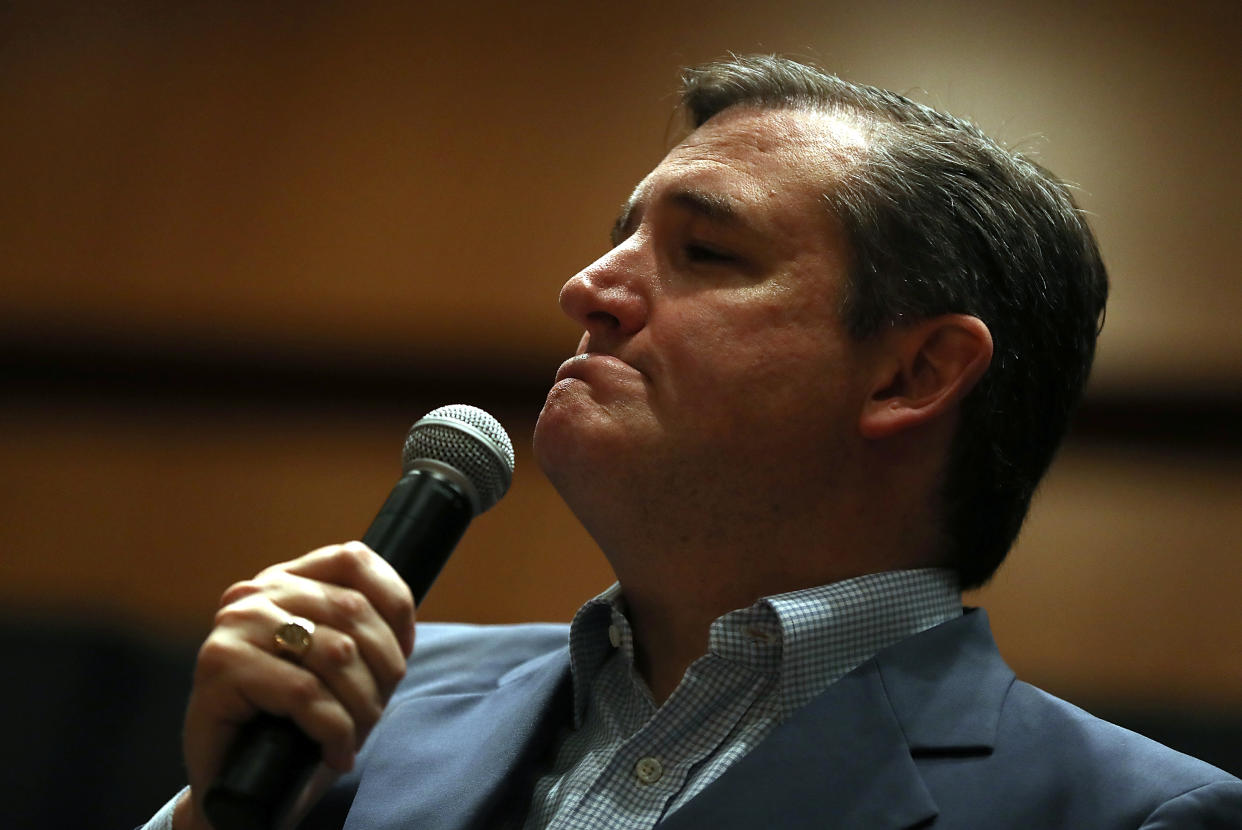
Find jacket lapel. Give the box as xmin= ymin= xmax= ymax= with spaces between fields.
xmin=342 ymin=646 xmax=571 ymax=830
xmin=337 ymin=610 xmax=1013 ymax=830
xmin=657 ymin=658 xmax=938 ymax=830
xmin=876 ymin=608 xmax=1013 ymax=755
xmin=658 ymin=609 xmax=1013 ymax=830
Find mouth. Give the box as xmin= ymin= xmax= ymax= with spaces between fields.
xmin=553 ymin=352 xmax=643 ymax=385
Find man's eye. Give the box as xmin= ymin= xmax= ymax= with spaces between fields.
xmin=685 ymin=243 xmax=735 ymax=264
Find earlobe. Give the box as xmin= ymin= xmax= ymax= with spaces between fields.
xmin=858 ymin=315 xmax=993 ymax=440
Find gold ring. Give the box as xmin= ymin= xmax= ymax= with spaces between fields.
xmin=273 ymin=618 xmax=315 ymax=661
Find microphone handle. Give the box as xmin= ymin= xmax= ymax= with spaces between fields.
xmin=364 ymin=468 xmax=476 ymax=605
xmin=202 ymin=471 xmax=473 ymax=830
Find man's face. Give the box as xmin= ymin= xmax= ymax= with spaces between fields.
xmin=533 ymin=106 xmax=879 ymax=515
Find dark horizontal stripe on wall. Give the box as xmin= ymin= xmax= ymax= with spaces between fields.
xmin=1069 ymin=393 xmax=1242 ymax=451
xmin=5 ymin=336 xmax=1241 ymax=451
xmin=3 ymin=333 xmax=559 ymax=419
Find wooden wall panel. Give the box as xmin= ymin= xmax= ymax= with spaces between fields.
xmin=2 ymin=397 xmax=1239 ymax=709
xmin=3 ymin=1 xmax=1239 ymax=387
xmin=2 ymin=0 xmax=1239 ymax=717
xmin=0 ymin=401 xmax=610 ymax=635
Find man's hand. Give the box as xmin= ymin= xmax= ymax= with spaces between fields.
xmin=173 ymin=542 xmax=416 ymax=830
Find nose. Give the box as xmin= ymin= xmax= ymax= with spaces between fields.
xmin=558 ymin=242 xmax=650 ymax=346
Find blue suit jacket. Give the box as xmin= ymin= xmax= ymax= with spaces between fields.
xmin=301 ymin=610 xmax=1242 ymax=829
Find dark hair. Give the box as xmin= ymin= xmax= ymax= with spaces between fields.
xmin=680 ymin=55 xmax=1108 ymax=588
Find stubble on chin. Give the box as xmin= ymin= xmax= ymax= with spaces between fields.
xmin=533 ymin=384 xmax=657 ymax=496
xmin=532 ymin=382 xmax=593 ymax=486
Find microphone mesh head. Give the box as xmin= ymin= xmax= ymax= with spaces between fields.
xmin=402 ymin=404 xmax=514 ymax=514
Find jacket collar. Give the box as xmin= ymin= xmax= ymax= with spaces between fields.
xmin=658 ymin=609 xmax=1014 ymax=830
xmin=337 ymin=609 xmax=1014 ymax=830
xmin=878 ymin=607 xmax=1013 ymax=753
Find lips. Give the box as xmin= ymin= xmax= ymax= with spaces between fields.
xmin=553 ymin=352 xmax=644 ymax=385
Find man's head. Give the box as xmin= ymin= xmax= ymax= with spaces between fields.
xmin=534 ymin=55 xmax=1106 ymax=593
xmin=677 ymin=55 xmax=1108 ymax=587
xmin=534 ymin=105 xmax=888 ymax=579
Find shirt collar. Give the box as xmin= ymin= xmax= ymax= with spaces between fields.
xmin=565 ymin=569 xmax=961 ymax=723
xmin=565 ymin=583 xmax=627 ymax=725
xmin=759 ymin=568 xmax=961 ymax=714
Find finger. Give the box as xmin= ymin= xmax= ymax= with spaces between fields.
xmin=228 ymin=572 xmax=409 ymax=699
xmin=189 ymin=629 xmax=359 ymax=777
xmin=290 ymin=621 xmax=388 ymax=741
xmin=217 ymin=591 xmax=396 ymax=731
xmin=274 ymin=542 xmax=417 ymax=656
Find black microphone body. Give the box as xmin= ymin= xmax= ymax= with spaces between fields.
xmin=362 ymin=468 xmax=474 ymax=606
xmin=202 ymin=406 xmax=513 ymax=830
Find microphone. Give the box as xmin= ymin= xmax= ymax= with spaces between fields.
xmin=202 ymin=404 xmax=515 ymax=830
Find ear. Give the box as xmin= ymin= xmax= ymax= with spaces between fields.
xmin=859 ymin=314 xmax=993 ymax=440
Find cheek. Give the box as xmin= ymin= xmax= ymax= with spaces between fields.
xmin=671 ymin=293 xmax=844 ymax=380
xmin=659 ymin=303 xmax=854 ymax=431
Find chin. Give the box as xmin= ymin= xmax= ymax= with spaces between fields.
xmin=532 ymin=393 xmax=584 ymax=482
xmin=531 ymin=410 xmax=560 ymax=478
xmin=534 ymin=394 xmax=647 ymax=490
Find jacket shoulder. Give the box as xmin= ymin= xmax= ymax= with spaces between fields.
xmin=885 ymin=612 xmax=1242 ymax=827
xmin=950 ymin=680 xmax=1242 ymax=827
xmin=1001 ymin=680 xmax=1238 ymax=788
xmin=393 ymin=621 xmax=569 ymax=699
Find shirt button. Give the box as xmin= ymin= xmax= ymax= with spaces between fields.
xmin=634 ymin=756 xmax=664 ymax=785
xmin=608 ymin=624 xmax=622 ymax=648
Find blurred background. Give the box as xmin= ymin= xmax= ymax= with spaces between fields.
xmin=2 ymin=1 xmax=1239 ymax=826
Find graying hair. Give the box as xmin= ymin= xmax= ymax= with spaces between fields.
xmin=681 ymin=55 xmax=1108 ymax=588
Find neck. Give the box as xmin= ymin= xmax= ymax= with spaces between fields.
xmin=620 ymin=587 xmax=714 ymax=705
xmin=552 ymin=434 xmax=949 ymax=705
xmin=596 ymin=488 xmax=943 ymax=705
xmin=613 ymin=549 xmax=888 ymax=706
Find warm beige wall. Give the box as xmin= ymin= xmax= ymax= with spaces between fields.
xmin=2 ymin=1 xmax=1239 ymax=711
xmin=4 ymin=1 xmax=1240 ymax=386
xmin=2 ymin=401 xmax=1240 ymax=712
xmin=0 ymin=400 xmax=609 ymax=631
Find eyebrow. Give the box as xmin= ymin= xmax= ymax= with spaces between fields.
xmin=610 ymin=187 xmax=746 ymax=247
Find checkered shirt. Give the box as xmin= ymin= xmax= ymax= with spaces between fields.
xmin=521 ymin=568 xmax=962 ymax=829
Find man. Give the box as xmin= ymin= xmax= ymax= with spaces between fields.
xmin=147 ymin=55 xmax=1242 ymax=829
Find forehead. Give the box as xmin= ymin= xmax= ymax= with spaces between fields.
xmin=623 ymin=106 xmax=867 ymax=223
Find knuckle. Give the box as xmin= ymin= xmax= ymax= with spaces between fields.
xmin=333 ymin=543 xmax=373 ymax=576
xmin=287 ymin=672 xmax=324 ymax=710
xmin=218 ymin=579 xmax=262 ymax=607
xmin=254 ymin=561 xmax=289 ymax=581
xmin=377 ymin=659 xmax=407 ymax=696
xmin=340 ymin=540 xmax=374 ymax=559
xmin=212 ymin=603 xmax=247 ymax=628
xmin=330 ymin=587 xmax=368 ymax=621
xmin=195 ymin=636 xmax=242 ymax=676
xmin=393 ymin=588 xmax=415 ymax=623
xmin=322 ymin=633 xmax=357 ymax=667
xmin=212 ymin=592 xmax=267 ymax=628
